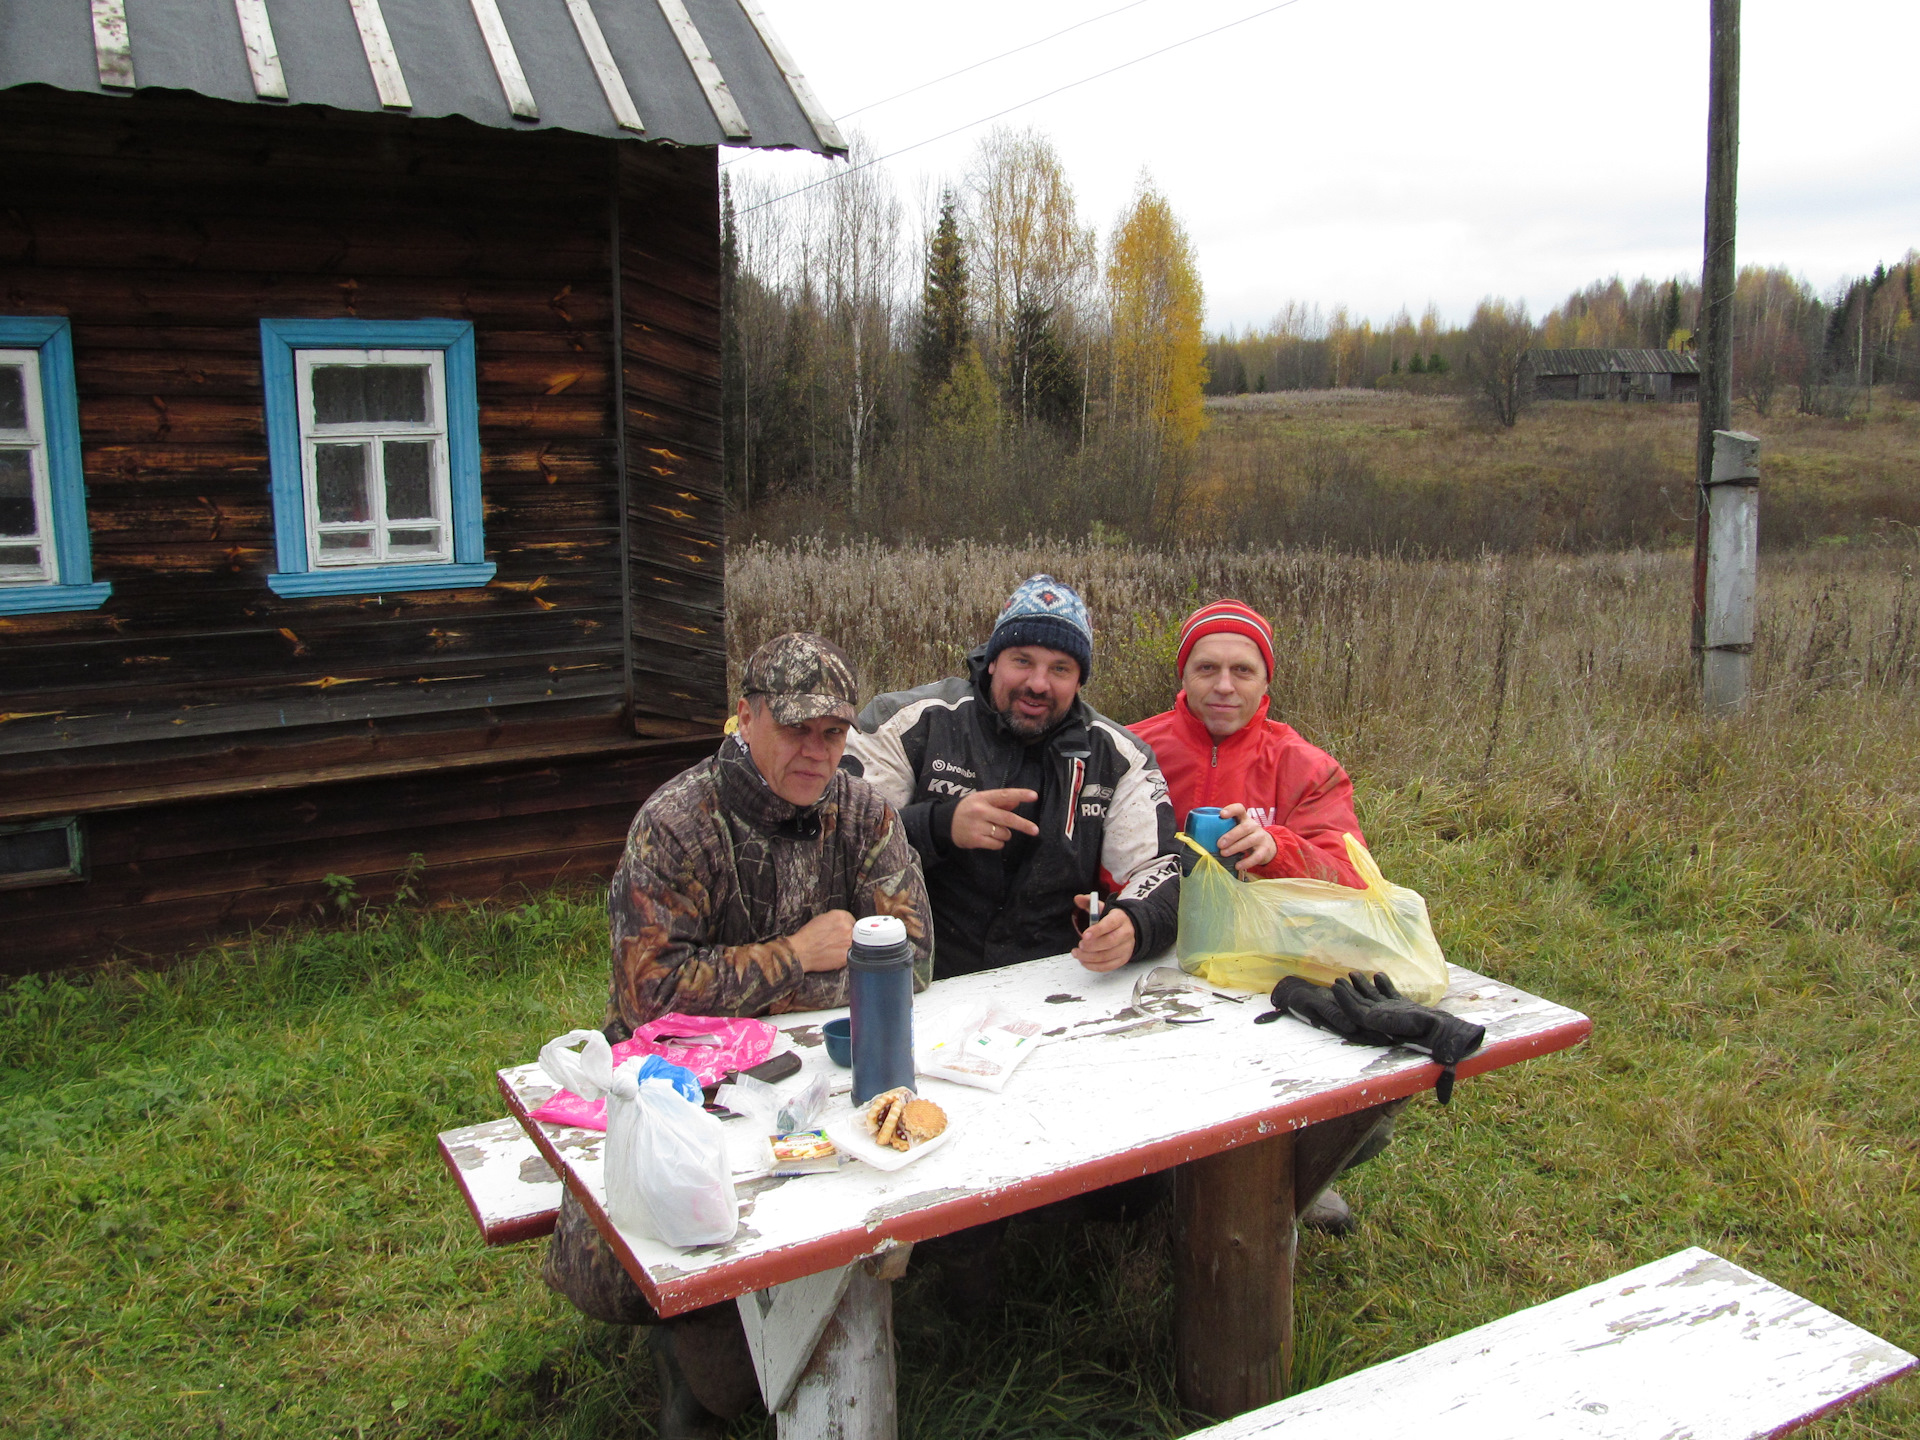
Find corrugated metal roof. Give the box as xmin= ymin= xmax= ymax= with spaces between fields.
xmin=1527 ymin=348 xmax=1701 ymax=376
xmin=0 ymin=0 xmax=845 ymax=152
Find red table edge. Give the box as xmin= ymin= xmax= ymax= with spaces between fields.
xmin=435 ymin=1132 xmax=560 ymax=1247
xmin=502 ymin=1012 xmax=1593 ymax=1316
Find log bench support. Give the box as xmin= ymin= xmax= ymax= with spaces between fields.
xmin=1175 ymin=1130 xmax=1296 ymax=1418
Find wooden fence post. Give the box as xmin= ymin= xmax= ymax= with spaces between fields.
xmin=1704 ymin=429 xmax=1760 ymax=714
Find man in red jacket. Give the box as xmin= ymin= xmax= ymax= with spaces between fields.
xmin=1130 ymin=598 xmax=1390 ymax=1233
xmin=1129 ymin=598 xmax=1365 ymax=887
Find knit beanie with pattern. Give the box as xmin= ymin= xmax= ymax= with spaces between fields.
xmin=985 ymin=575 xmax=1094 ymax=681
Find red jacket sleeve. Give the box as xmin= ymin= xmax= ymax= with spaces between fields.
xmin=1248 ymin=757 xmax=1365 ymax=888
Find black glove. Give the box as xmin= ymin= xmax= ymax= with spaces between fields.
xmin=1264 ymin=975 xmax=1366 ymax=1038
xmin=1260 ymin=972 xmax=1486 ymax=1105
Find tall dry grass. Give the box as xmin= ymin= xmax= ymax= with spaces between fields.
xmin=732 ymin=535 xmax=1920 ymax=947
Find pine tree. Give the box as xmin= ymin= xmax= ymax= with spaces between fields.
xmin=1663 ymin=280 xmax=1684 ymax=348
xmin=1006 ymin=298 xmax=1083 ymax=431
xmin=1408 ymin=353 xmax=1425 ymax=374
xmin=917 ymin=193 xmax=970 ymax=398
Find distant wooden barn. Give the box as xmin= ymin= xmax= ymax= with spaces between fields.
xmin=1528 ymin=349 xmax=1701 ymax=402
xmin=0 ymin=0 xmax=844 ymax=972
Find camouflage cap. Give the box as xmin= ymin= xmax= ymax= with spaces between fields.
xmin=741 ymin=632 xmax=859 ymax=725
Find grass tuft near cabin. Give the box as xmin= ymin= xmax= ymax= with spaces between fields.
xmin=4 ymin=534 xmax=1918 ymax=1437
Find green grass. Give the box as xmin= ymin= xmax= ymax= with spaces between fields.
xmin=6 ymin=538 xmax=1920 ymax=1437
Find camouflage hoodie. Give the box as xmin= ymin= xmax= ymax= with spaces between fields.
xmin=605 ymin=733 xmax=933 ymax=1031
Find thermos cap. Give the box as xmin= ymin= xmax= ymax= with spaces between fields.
xmin=852 ymin=915 xmax=907 ymax=948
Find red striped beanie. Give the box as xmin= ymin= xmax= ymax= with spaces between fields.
xmin=1176 ymin=599 xmax=1274 ymax=677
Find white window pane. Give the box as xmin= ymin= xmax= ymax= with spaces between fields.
xmin=383 ymin=440 xmax=435 ymax=519
xmin=0 ymin=450 xmax=37 ymax=537
xmin=0 ymin=367 xmax=25 ymax=432
xmin=0 ymin=544 xmax=41 ymax=569
xmin=312 ymin=364 xmax=429 ymax=424
xmin=387 ymin=527 xmax=442 ymax=551
xmin=318 ymin=531 xmax=374 ymax=553
xmin=315 ymin=444 xmax=371 ymax=523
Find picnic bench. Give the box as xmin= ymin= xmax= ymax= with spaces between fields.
xmin=1182 ymin=1246 xmax=1916 ymax=1439
xmin=443 ymin=953 xmax=1589 ymax=1435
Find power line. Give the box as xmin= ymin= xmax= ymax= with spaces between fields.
xmin=721 ymin=0 xmax=1161 ymax=170
xmin=738 ymin=0 xmax=1307 ymax=215
xmin=836 ymin=0 xmax=1161 ymax=123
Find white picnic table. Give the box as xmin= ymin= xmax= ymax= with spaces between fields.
xmin=499 ymin=955 xmax=1591 ymax=1435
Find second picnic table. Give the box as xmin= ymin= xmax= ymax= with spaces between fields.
xmin=499 ymin=955 xmax=1591 ymax=1436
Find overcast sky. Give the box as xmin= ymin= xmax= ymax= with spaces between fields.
xmin=726 ymin=0 xmax=1920 ymax=332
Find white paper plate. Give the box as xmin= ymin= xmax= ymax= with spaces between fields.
xmin=823 ymin=1103 xmax=957 ymax=1172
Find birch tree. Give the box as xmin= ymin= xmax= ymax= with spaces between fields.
xmin=965 ymin=127 xmax=1095 ymax=413
xmin=811 ymin=138 xmax=904 ymax=517
xmin=1106 ymin=180 xmax=1206 ymax=456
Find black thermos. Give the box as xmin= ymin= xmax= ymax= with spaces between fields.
xmin=848 ymin=915 xmax=915 ymax=1104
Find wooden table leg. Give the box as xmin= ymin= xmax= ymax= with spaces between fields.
xmin=1174 ymin=1131 xmax=1296 ymax=1419
xmin=776 ymin=1263 xmax=898 ymax=1439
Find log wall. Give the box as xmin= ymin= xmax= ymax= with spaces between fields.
xmin=0 ymin=88 xmax=726 ymax=971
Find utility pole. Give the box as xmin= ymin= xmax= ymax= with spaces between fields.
xmin=1693 ymin=0 xmax=1740 ymax=677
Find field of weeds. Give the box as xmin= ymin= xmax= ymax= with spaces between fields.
xmin=1190 ymin=390 xmax=1920 ymax=555
xmin=3 ymin=533 xmax=1917 ymax=1438
xmin=740 ymin=389 xmax=1920 ymax=555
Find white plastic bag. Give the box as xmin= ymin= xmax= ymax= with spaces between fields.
xmin=919 ymin=1003 xmax=1044 ymax=1092
xmin=539 ymin=1029 xmax=738 ymax=1249
xmin=620 ymin=1074 xmax=739 ymax=1248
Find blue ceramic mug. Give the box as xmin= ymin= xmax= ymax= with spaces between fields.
xmin=1187 ymin=807 xmax=1235 ymax=859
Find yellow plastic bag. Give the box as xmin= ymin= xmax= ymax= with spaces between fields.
xmin=1175 ymin=834 xmax=1450 ymax=1004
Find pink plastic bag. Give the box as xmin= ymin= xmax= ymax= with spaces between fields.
xmin=529 ymin=1014 xmax=778 ymax=1131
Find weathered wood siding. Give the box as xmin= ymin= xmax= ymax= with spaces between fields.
xmin=0 ymin=89 xmax=725 ymax=970
xmin=617 ymin=142 xmax=727 ymax=735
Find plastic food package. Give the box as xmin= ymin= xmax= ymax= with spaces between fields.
xmin=919 ymin=1004 xmax=1045 ymax=1092
xmin=1175 ymin=834 xmax=1449 ymax=1004
xmin=776 ymin=1073 xmax=831 ymax=1134
xmin=769 ymin=1130 xmax=840 ymax=1176
xmin=711 ymin=1073 xmax=781 ymax=1131
xmin=537 ymin=1029 xmax=738 ymax=1248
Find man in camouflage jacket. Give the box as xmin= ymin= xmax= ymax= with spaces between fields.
xmin=543 ymin=632 xmax=932 ymax=1438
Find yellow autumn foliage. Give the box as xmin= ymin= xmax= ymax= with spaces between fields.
xmin=1106 ymin=183 xmax=1207 ymax=454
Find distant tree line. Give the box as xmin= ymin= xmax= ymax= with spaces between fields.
xmin=720 ymin=129 xmax=1208 ymax=541
xmin=1202 ymin=254 xmax=1920 ymax=421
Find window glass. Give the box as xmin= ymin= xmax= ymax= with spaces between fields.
xmin=0 ymin=449 xmax=36 ymax=536
xmin=311 ymin=364 xmax=429 ymax=425
xmin=315 ymin=443 xmax=372 ymax=524
xmin=0 ymin=365 xmax=26 ymax=430
xmin=0 ymin=350 xmax=51 ymax=586
xmin=383 ymin=440 xmax=434 ymax=519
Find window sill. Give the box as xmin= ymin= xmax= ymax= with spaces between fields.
xmin=0 ymin=581 xmax=114 ymax=615
xmin=267 ymin=562 xmax=497 ymax=598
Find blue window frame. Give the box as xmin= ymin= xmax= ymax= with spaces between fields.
xmin=260 ymin=319 xmax=494 ymax=597
xmin=0 ymin=317 xmax=111 ymax=615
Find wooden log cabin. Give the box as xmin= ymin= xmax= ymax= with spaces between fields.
xmin=0 ymin=0 xmax=844 ymax=972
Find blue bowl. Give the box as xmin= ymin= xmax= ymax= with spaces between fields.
xmin=822 ymin=1017 xmax=852 ymax=1068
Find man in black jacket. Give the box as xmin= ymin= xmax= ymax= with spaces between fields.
xmin=844 ymin=574 xmax=1180 ymax=977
